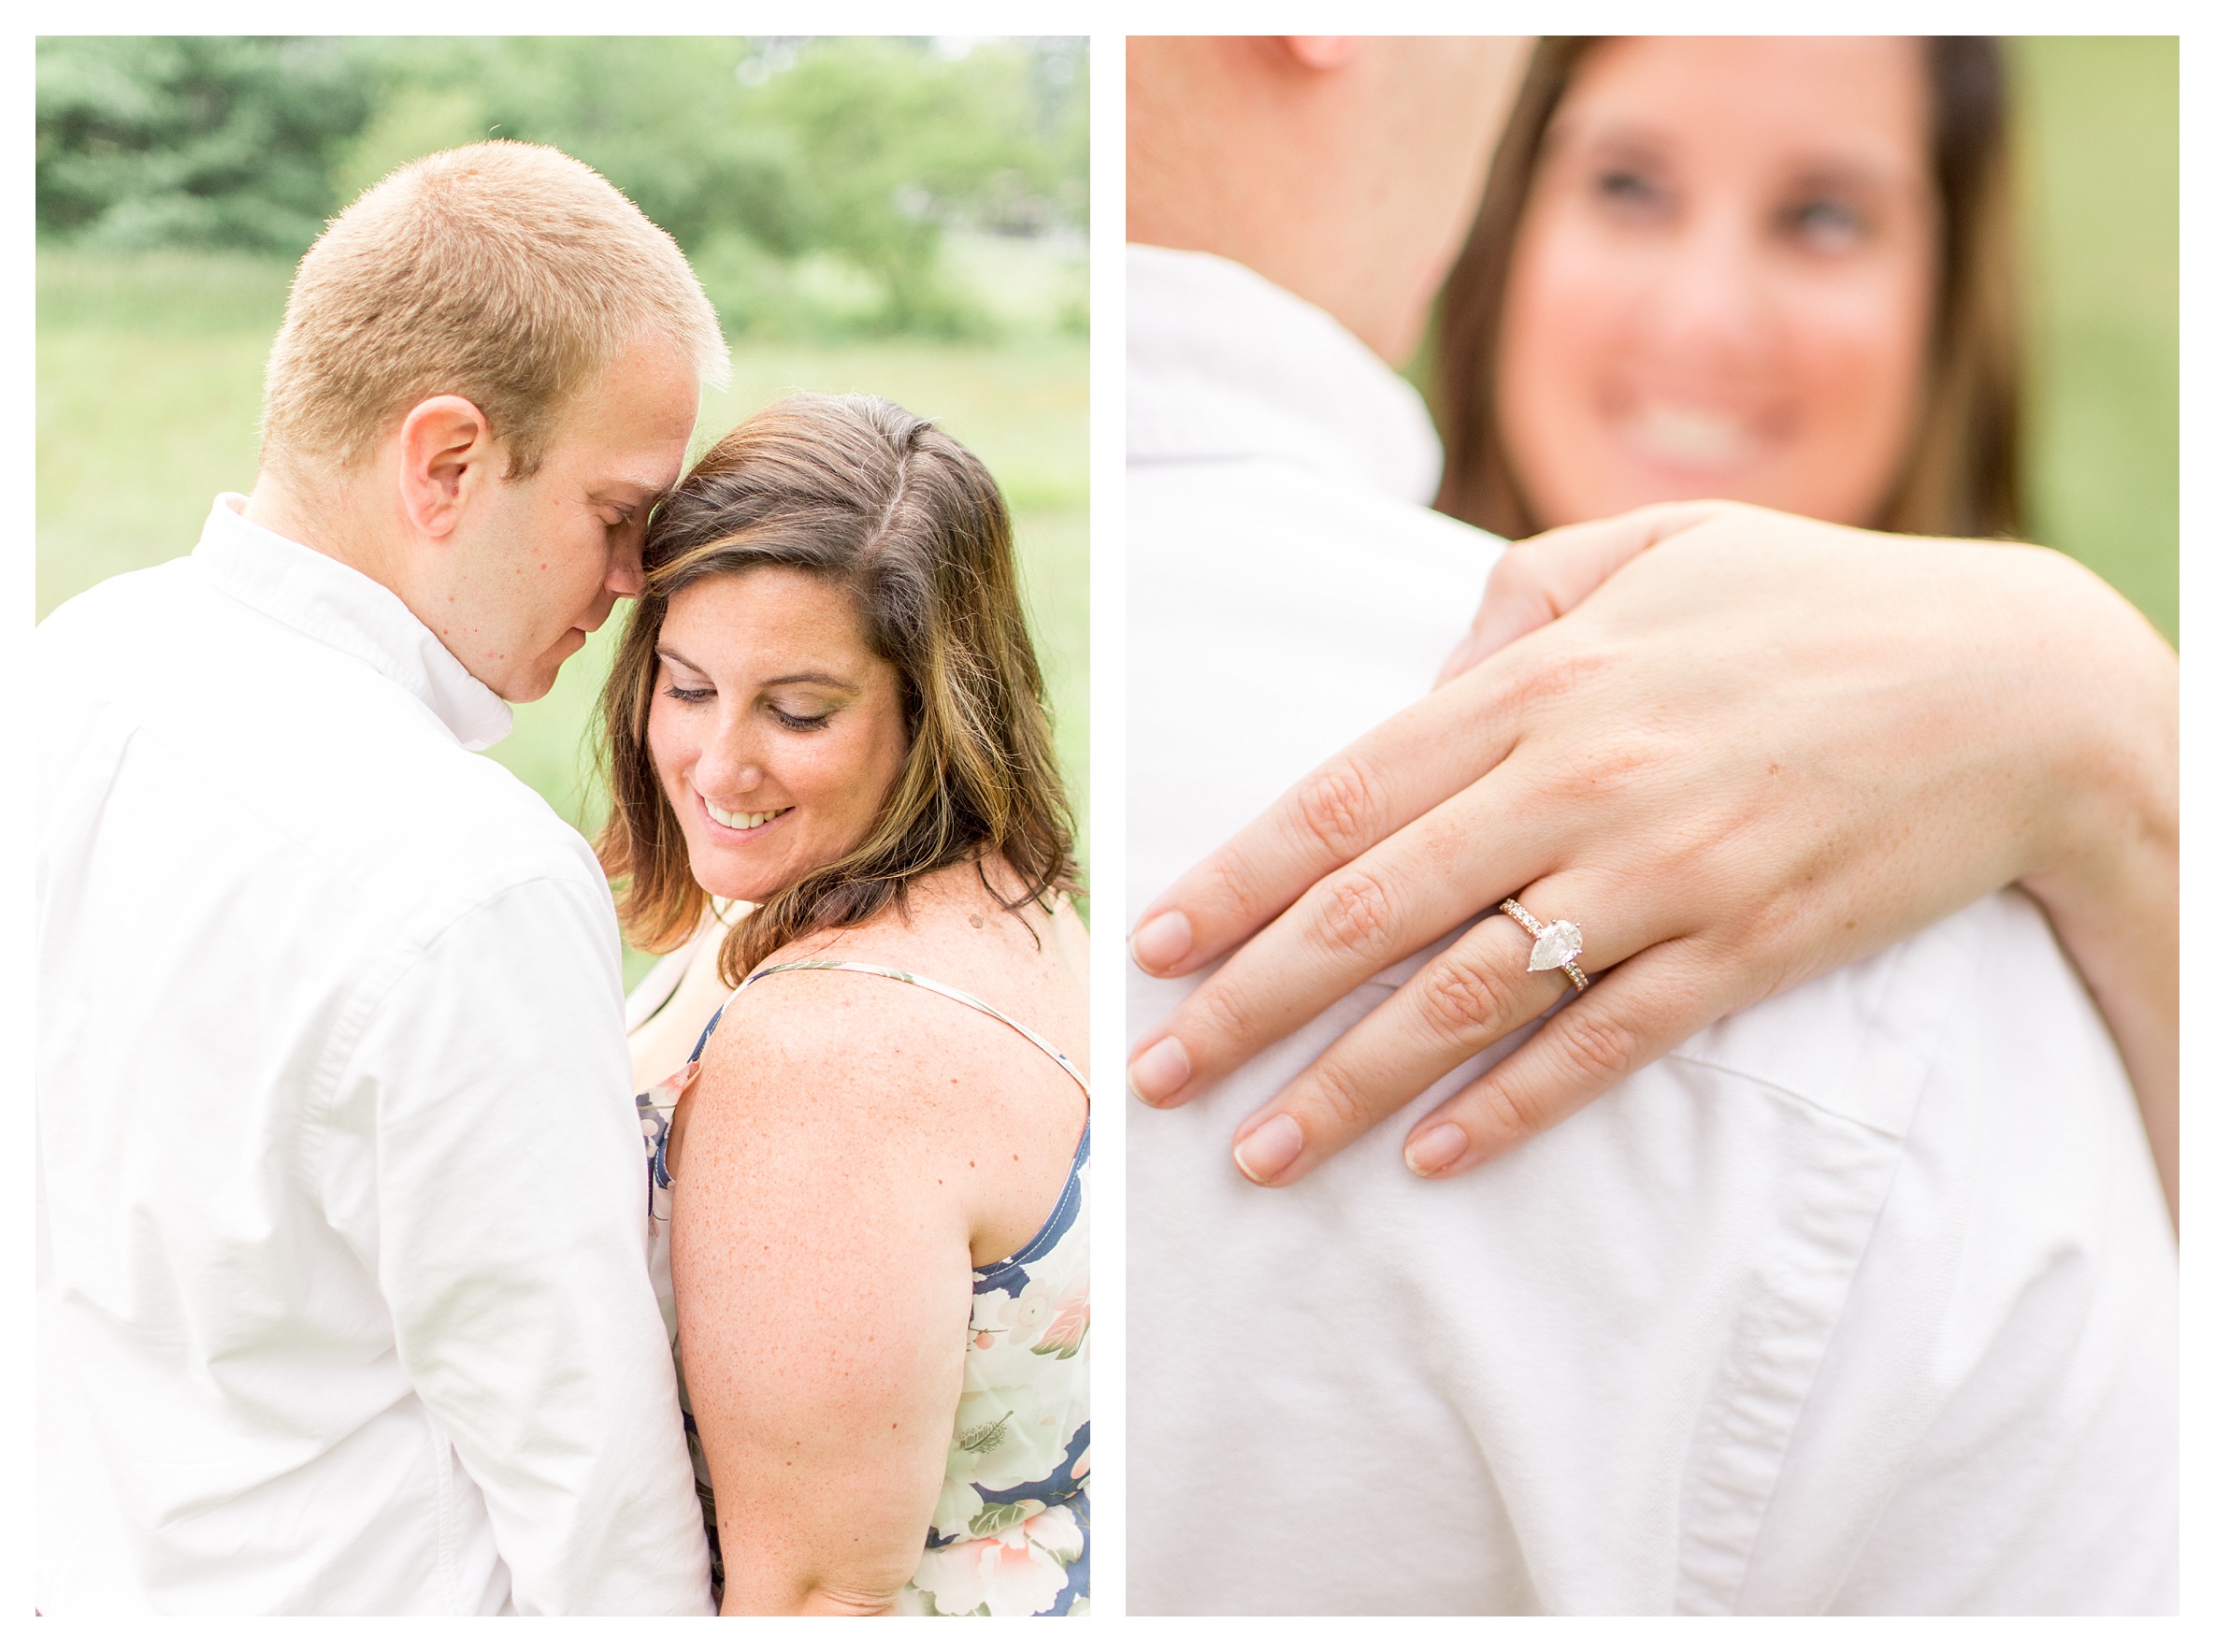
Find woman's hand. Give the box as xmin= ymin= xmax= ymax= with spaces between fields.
xmin=1125 ymin=503 xmax=2178 ymax=1224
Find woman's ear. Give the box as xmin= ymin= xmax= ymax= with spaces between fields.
xmin=395 ymin=395 xmax=499 ymax=539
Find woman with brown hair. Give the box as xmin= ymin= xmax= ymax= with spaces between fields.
xmin=599 ymin=395 xmax=1088 ymax=1616
xmin=1434 ymin=36 xmax=2016 ymax=539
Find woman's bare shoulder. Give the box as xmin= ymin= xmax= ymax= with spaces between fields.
xmin=696 ymin=861 xmax=1085 ymax=1120
xmin=676 ymin=863 xmax=1086 ymax=1261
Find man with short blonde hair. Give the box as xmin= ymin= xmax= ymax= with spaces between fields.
xmin=262 ymin=141 xmax=727 ymax=481
xmin=38 ymin=142 xmax=722 ymax=1613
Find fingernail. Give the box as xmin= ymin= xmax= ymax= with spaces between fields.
xmin=1405 ymin=1123 xmax=1468 ymax=1178
xmin=1127 ymin=1036 xmax=1191 ymax=1106
xmin=1232 ymin=1113 xmax=1304 ymax=1185
xmin=1129 ymin=910 xmax=1194 ymax=975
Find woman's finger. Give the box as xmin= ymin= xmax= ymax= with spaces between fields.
xmin=1132 ymin=502 xmax=1755 ymax=986
xmin=1224 ymin=880 xmax=1666 ymax=1187
xmin=1125 ymin=763 xmax=1560 ymax=1109
xmin=1127 ymin=657 xmax=1528 ymax=980
xmin=1400 ymin=934 xmax=1741 ymax=1177
xmin=1434 ymin=500 xmax=1733 ymax=686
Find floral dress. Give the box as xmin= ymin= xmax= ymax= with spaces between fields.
xmin=636 ymin=959 xmax=1090 ymax=1616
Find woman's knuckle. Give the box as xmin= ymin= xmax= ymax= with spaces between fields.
xmin=1192 ymin=970 xmax=1265 ymax=1052
xmin=1199 ymin=848 xmax=1267 ymax=923
xmin=1290 ymin=757 xmax=1388 ymax=858
xmin=1300 ymin=1058 xmax=1374 ymax=1133
xmin=1412 ymin=952 xmax=1510 ymax=1047
xmin=1556 ymin=1005 xmax=1642 ymax=1084
xmin=1474 ymin=1071 xmax=1552 ymax=1143
xmin=1309 ymin=866 xmax=1399 ymax=960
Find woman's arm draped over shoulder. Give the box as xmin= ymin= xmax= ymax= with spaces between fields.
xmin=1445 ymin=505 xmax=2179 ymax=1223
xmin=669 ymin=981 xmax=974 ymax=1616
xmin=1128 ymin=504 xmax=2179 ymax=1226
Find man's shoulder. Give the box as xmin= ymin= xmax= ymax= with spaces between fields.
xmin=1131 ymin=453 xmax=1498 ymax=568
xmin=41 ymin=557 xmax=597 ymax=913
xmin=37 ymin=557 xmax=203 ymax=649
xmin=1126 ymin=456 xmax=1501 ymax=838
xmin=1667 ymin=889 xmax=2116 ymax=1141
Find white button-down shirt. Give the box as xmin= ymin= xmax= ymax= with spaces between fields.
xmin=36 ymin=496 xmax=713 ymax=1615
xmin=1126 ymin=244 xmax=2178 ymax=1614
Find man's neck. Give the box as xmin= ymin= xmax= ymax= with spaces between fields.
xmin=243 ymin=463 xmax=397 ymax=593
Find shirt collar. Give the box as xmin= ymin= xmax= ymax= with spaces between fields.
xmin=191 ymin=495 xmax=514 ymax=752
xmin=1125 ymin=243 xmax=1445 ymax=506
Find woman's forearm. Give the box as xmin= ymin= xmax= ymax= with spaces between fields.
xmin=2019 ymin=579 xmax=2180 ymax=1228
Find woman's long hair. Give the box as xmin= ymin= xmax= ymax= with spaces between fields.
xmin=1432 ymin=36 xmax=2021 ymax=540
xmin=595 ymin=393 xmax=1080 ymax=984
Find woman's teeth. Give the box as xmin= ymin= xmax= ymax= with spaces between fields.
xmin=706 ymin=802 xmax=790 ymax=831
xmin=1627 ymin=403 xmax=1757 ymax=467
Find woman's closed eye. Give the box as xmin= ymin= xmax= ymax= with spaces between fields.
xmin=663 ymin=681 xmax=714 ymax=705
xmin=769 ymin=702 xmax=834 ymax=732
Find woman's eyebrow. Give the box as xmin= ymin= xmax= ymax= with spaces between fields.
xmin=655 ymin=650 xmax=857 ymax=693
xmin=1784 ymin=155 xmax=1909 ymax=194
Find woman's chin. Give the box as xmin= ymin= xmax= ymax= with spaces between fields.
xmin=692 ymin=861 xmax=784 ymax=908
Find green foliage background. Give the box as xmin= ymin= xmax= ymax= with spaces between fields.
xmin=38 ymin=35 xmax=1089 ymax=338
xmin=2012 ymin=36 xmax=2178 ymax=643
xmin=36 ymin=36 xmax=1090 ymax=964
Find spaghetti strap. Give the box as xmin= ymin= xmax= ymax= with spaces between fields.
xmin=689 ymin=958 xmax=1090 ymax=1099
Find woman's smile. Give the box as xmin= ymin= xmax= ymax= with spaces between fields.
xmin=700 ymin=797 xmax=794 ymax=837
xmin=1603 ymin=389 xmax=1790 ymax=476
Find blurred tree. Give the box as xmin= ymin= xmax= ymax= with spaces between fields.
xmin=36 ymin=36 xmax=376 ymax=253
xmin=36 ymin=35 xmax=1089 ymax=339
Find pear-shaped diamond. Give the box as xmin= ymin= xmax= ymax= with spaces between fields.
xmin=1527 ymin=920 xmax=1583 ymax=973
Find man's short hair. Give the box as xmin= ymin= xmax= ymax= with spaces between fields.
xmin=261 ymin=140 xmax=728 ymax=480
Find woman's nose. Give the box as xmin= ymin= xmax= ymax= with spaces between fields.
xmin=1642 ymin=206 xmax=1776 ymax=368
xmin=693 ymin=721 xmax=766 ymax=797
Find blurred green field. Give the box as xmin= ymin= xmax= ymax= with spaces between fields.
xmin=36 ymin=246 xmax=1089 ymax=966
xmin=2012 ymin=36 xmax=2179 ymax=643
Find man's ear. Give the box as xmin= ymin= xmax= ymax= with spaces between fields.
xmin=1283 ymin=37 xmax=1360 ymax=72
xmin=396 ymin=395 xmax=499 ymax=539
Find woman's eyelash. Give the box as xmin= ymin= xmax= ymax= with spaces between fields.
xmin=660 ymin=682 xmax=831 ymax=729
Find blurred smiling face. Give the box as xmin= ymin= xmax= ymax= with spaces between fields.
xmin=1495 ymin=36 xmax=1939 ymax=528
xmin=647 ymin=566 xmax=912 ymax=902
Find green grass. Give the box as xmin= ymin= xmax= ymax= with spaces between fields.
xmin=36 ymin=250 xmax=1090 ymax=974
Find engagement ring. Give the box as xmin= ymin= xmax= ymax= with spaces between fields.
xmin=1500 ymin=898 xmax=1589 ymax=992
